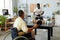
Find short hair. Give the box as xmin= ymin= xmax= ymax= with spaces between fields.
xmin=18 ymin=10 xmax=24 ymax=16
xmin=37 ymin=3 xmax=40 ymax=5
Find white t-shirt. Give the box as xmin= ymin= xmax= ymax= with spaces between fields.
xmin=33 ymin=8 xmax=43 ymax=20
xmin=13 ymin=17 xmax=28 ymax=33
xmin=34 ymin=8 xmax=43 ymax=15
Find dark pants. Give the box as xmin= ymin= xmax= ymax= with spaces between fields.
xmin=11 ymin=28 xmax=32 ymax=40
xmin=11 ymin=28 xmax=18 ymax=40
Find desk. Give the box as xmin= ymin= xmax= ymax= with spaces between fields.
xmin=27 ymin=24 xmax=54 ymax=40
xmin=5 ymin=19 xmax=14 ymax=31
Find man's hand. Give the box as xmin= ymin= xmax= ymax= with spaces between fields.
xmin=27 ymin=24 xmax=39 ymax=33
xmin=28 ymin=28 xmax=33 ymax=33
xmin=32 ymin=24 xmax=39 ymax=29
xmin=33 ymin=20 xmax=39 ymax=23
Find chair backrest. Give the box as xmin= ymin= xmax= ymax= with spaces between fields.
xmin=14 ymin=36 xmax=29 ymax=40
xmin=0 ymin=15 xmax=6 ymax=24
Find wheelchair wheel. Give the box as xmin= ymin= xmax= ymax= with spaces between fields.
xmin=14 ymin=36 xmax=29 ymax=40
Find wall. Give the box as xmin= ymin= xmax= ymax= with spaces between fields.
xmin=0 ymin=0 xmax=60 ymax=17
xmin=5 ymin=0 xmax=13 ymax=17
xmin=12 ymin=0 xmax=18 ymax=16
xmin=17 ymin=0 xmax=28 ymax=18
xmin=12 ymin=0 xmax=17 ymax=8
xmin=17 ymin=0 xmax=27 ymax=10
xmin=17 ymin=0 xmax=60 ymax=18
xmin=0 ymin=0 xmax=13 ymax=18
xmin=27 ymin=0 xmax=60 ymax=17
xmin=0 ymin=0 xmax=4 ymax=15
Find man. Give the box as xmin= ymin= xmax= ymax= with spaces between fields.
xmin=11 ymin=10 xmax=39 ymax=40
xmin=33 ymin=3 xmax=44 ymax=24
xmin=34 ymin=3 xmax=44 ymax=16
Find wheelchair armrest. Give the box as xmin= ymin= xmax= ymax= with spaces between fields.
xmin=18 ymin=32 xmax=25 ymax=36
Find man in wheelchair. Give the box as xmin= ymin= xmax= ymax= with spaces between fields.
xmin=11 ymin=10 xmax=39 ymax=40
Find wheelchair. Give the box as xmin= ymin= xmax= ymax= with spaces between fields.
xmin=13 ymin=33 xmax=34 ymax=40
xmin=13 ymin=36 xmax=29 ymax=40
xmin=11 ymin=28 xmax=35 ymax=40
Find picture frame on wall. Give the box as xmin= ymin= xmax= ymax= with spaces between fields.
xmin=43 ymin=4 xmax=50 ymax=8
xmin=30 ymin=4 xmax=36 ymax=13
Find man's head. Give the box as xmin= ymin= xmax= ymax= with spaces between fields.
xmin=37 ymin=3 xmax=40 ymax=9
xmin=18 ymin=10 xmax=24 ymax=19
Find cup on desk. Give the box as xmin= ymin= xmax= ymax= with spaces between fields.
xmin=46 ymin=21 xmax=52 ymax=25
xmin=46 ymin=21 xmax=50 ymax=25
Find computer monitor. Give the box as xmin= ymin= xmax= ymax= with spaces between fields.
xmin=2 ymin=9 xmax=9 ymax=15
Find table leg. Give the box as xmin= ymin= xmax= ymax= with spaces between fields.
xmin=35 ymin=29 xmax=37 ymax=35
xmin=50 ymin=27 xmax=53 ymax=36
xmin=48 ymin=28 xmax=50 ymax=40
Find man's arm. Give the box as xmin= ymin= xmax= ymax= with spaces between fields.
xmin=27 ymin=24 xmax=39 ymax=33
xmin=32 ymin=24 xmax=39 ymax=29
xmin=21 ymin=21 xmax=39 ymax=33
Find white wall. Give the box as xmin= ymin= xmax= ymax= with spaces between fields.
xmin=27 ymin=0 xmax=60 ymax=17
xmin=0 ymin=0 xmax=60 ymax=17
xmin=0 ymin=0 xmax=13 ymax=18
xmin=17 ymin=0 xmax=28 ymax=18
xmin=0 ymin=0 xmax=4 ymax=15
xmin=17 ymin=0 xmax=27 ymax=10
xmin=17 ymin=0 xmax=60 ymax=18
xmin=5 ymin=0 xmax=13 ymax=17
xmin=12 ymin=0 xmax=17 ymax=8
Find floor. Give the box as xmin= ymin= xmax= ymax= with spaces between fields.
xmin=0 ymin=27 xmax=60 ymax=40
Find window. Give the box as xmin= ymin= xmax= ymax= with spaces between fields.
xmin=0 ymin=0 xmax=13 ymax=16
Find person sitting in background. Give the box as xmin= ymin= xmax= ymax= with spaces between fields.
xmin=11 ymin=10 xmax=39 ymax=40
xmin=34 ymin=3 xmax=44 ymax=17
xmin=33 ymin=3 xmax=44 ymax=24
xmin=33 ymin=3 xmax=45 ymax=32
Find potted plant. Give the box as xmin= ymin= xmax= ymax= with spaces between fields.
xmin=13 ymin=7 xmax=18 ymax=15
